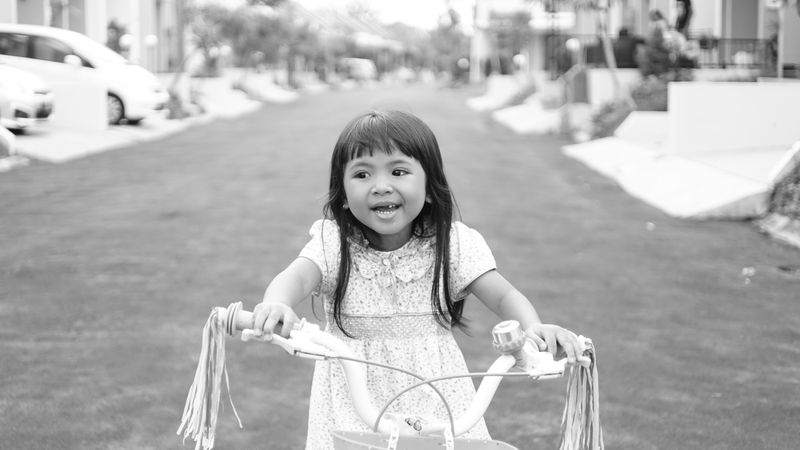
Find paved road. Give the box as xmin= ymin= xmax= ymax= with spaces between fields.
xmin=1 ymin=83 xmax=798 ymax=449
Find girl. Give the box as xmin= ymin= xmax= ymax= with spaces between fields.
xmin=251 ymin=110 xmax=589 ymax=449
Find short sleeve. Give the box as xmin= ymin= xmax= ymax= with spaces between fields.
xmin=298 ymin=219 xmax=340 ymax=296
xmin=448 ymin=222 xmax=496 ymax=300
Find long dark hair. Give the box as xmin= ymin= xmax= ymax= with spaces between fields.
xmin=323 ymin=110 xmax=462 ymax=336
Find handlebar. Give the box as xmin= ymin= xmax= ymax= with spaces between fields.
xmin=212 ymin=303 xmax=591 ymax=439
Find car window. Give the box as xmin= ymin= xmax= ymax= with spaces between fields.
xmin=0 ymin=33 xmax=30 ymax=57
xmin=31 ymin=36 xmax=79 ymax=64
xmin=66 ymin=33 xmax=127 ymax=66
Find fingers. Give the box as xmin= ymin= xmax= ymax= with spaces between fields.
xmin=555 ymin=329 xmax=591 ymax=366
xmin=523 ymin=325 xmax=547 ymax=351
xmin=545 ymin=332 xmax=558 ymax=358
xmin=529 ymin=324 xmax=591 ymax=366
xmin=252 ymin=302 xmax=298 ymax=338
xmin=528 ymin=334 xmax=547 ymax=351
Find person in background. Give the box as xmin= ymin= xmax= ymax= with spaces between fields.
xmin=613 ymin=27 xmax=645 ymax=69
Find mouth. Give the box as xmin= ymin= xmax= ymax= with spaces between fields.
xmin=371 ymin=203 xmax=401 ymax=216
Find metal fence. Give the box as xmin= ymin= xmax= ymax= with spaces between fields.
xmin=543 ymin=33 xmax=778 ymax=76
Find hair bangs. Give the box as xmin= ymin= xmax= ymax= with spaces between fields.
xmin=338 ymin=111 xmax=427 ymax=163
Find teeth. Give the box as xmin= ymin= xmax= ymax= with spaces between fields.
xmin=374 ymin=204 xmax=399 ymax=215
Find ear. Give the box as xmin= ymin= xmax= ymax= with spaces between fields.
xmin=425 ymin=194 xmax=432 ymax=203
xmin=343 ymin=201 xmax=349 ymax=209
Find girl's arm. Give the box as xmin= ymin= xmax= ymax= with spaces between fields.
xmin=467 ymin=270 xmax=589 ymax=365
xmin=251 ymin=257 xmax=322 ymax=338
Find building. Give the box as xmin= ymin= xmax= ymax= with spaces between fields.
xmin=0 ymin=0 xmax=184 ymax=72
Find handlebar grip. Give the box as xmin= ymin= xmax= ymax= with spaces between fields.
xmin=214 ymin=306 xmax=289 ymax=336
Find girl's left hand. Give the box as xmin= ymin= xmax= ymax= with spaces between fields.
xmin=525 ymin=323 xmax=591 ymax=366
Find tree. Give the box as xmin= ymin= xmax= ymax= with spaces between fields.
xmin=428 ymin=6 xmax=470 ymax=81
xmin=559 ymin=0 xmax=634 ymax=107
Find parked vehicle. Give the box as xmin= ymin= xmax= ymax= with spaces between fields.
xmin=339 ymin=57 xmax=378 ymax=82
xmin=0 ymin=24 xmax=168 ymax=125
xmin=0 ymin=64 xmax=53 ymax=131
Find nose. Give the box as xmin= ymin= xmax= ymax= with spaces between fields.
xmin=371 ymin=176 xmax=394 ymax=195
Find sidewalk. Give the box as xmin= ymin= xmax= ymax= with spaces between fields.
xmin=3 ymin=70 xmax=293 ymax=167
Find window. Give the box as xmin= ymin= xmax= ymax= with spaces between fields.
xmin=31 ymin=36 xmax=73 ymax=64
xmin=0 ymin=33 xmax=30 ymax=57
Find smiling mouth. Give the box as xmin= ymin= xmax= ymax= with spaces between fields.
xmin=372 ymin=204 xmax=400 ymax=215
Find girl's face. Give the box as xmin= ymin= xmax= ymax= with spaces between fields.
xmin=343 ymin=149 xmax=429 ymax=251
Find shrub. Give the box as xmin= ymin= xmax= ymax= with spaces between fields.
xmin=591 ymin=100 xmax=634 ymax=138
xmin=630 ymin=76 xmax=669 ymax=111
xmin=770 ymin=164 xmax=800 ymax=220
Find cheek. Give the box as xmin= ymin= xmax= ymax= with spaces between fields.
xmin=343 ymin=182 xmax=364 ymax=206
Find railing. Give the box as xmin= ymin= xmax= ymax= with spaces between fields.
xmin=544 ymin=33 xmax=780 ymax=77
xmin=691 ymin=37 xmax=771 ymax=69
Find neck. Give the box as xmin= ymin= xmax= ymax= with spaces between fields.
xmin=364 ymin=229 xmax=411 ymax=252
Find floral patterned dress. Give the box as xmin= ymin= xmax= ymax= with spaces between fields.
xmin=298 ymin=219 xmax=497 ymax=450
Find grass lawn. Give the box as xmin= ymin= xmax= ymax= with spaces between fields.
xmin=1 ymin=84 xmax=799 ymax=450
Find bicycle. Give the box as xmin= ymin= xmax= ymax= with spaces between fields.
xmin=178 ymin=302 xmax=603 ymax=450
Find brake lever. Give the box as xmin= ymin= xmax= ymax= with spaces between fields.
xmin=526 ymin=350 xmax=568 ymax=379
xmin=240 ymin=322 xmax=332 ymax=360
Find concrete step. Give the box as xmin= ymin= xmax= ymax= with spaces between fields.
xmin=564 ymin=137 xmax=799 ymax=219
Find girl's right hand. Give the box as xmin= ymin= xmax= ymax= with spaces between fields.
xmin=251 ymin=302 xmax=299 ymax=338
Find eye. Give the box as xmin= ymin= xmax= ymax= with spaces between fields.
xmin=352 ymin=171 xmax=369 ymax=179
xmin=392 ymin=168 xmax=409 ymax=176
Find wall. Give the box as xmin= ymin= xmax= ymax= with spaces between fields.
xmin=668 ymin=82 xmax=800 ymax=153
xmin=0 ymin=2 xmax=17 ymax=23
xmin=68 ymin=0 xmax=86 ymax=34
xmin=729 ymin=0 xmax=759 ymax=39
xmin=586 ymin=68 xmax=641 ymax=107
xmin=17 ymin=0 xmax=46 ymax=25
xmin=689 ymin=0 xmax=718 ymax=36
xmin=786 ymin=8 xmax=800 ymax=65
xmin=763 ymin=4 xmax=800 ymax=65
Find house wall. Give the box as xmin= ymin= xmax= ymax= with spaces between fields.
xmin=763 ymin=4 xmax=800 ymax=66
xmin=727 ymin=0 xmax=759 ymax=39
xmin=17 ymin=0 xmax=47 ymax=25
xmin=0 ymin=2 xmax=17 ymax=22
xmin=786 ymin=9 xmax=800 ymax=65
xmin=668 ymin=82 xmax=800 ymax=153
xmin=689 ymin=0 xmax=718 ymax=36
xmin=68 ymin=0 xmax=86 ymax=34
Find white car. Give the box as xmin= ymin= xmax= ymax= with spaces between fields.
xmin=0 ymin=64 xmax=53 ymax=131
xmin=0 ymin=23 xmax=168 ymax=125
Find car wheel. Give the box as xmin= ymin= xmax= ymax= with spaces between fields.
xmin=107 ymin=94 xmax=124 ymax=125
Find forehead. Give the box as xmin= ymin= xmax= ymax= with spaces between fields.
xmin=345 ymin=149 xmax=420 ymax=168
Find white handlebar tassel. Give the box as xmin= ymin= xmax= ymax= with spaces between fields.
xmin=559 ymin=338 xmax=604 ymax=450
xmin=177 ymin=304 xmax=244 ymax=450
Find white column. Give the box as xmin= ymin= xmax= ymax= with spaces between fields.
xmin=0 ymin=1 xmax=17 ymax=22
xmin=713 ymin=0 xmax=723 ymax=36
xmin=129 ymin=0 xmax=142 ymax=64
xmin=84 ymin=0 xmax=108 ymax=43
